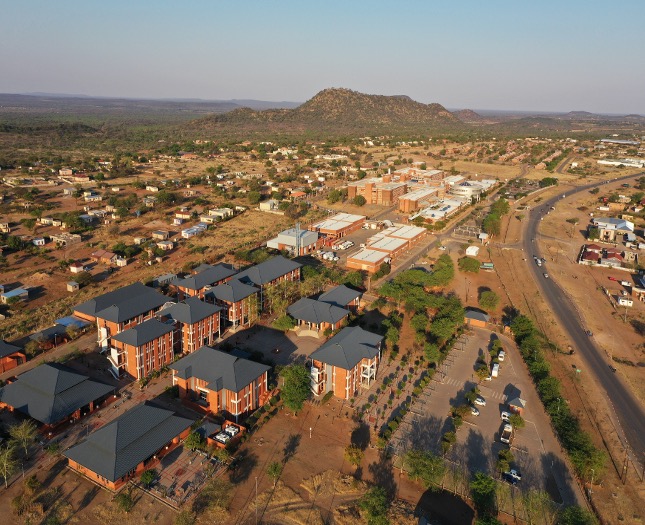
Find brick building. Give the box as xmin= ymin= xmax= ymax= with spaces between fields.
xmin=158 ymin=297 xmax=223 ymax=354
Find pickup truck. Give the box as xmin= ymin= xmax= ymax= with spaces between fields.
xmin=500 ymin=423 xmax=513 ymax=444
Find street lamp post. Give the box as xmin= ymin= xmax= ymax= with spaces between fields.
xmin=255 ymin=476 xmax=258 ymax=525
xmin=590 ymin=468 xmax=595 ymax=495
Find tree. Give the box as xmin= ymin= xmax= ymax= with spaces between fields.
xmin=0 ymin=444 xmax=17 ymax=488
xmin=556 ymin=506 xmax=598 ymax=525
xmin=482 ymin=214 xmax=501 ymax=236
xmin=9 ymin=420 xmax=37 ymax=458
xmin=458 ymin=257 xmax=480 ymax=273
xmin=184 ymin=431 xmax=206 ymax=451
xmin=587 ymin=226 xmax=599 ymax=240
xmin=140 ymin=469 xmax=157 ymax=487
xmin=470 ymin=472 xmax=497 ymax=517
xmin=272 ymin=314 xmax=296 ymax=332
xmin=73 ymin=271 xmax=94 ymax=287
xmin=344 ymin=271 xmax=364 ymax=288
xmin=114 ymin=488 xmax=135 ymax=513
xmin=344 ymin=444 xmax=364 ymax=470
xmin=327 ymin=189 xmax=344 ymax=204
xmin=509 ymin=414 xmax=525 ymax=429
xmin=359 ymin=486 xmax=390 ymax=525
xmin=404 ymin=449 xmax=446 ymax=488
xmin=539 ymin=177 xmax=558 ymax=188
xmin=352 ymin=195 xmax=367 ymax=206
xmin=281 ymin=364 xmax=310 ymax=412
xmin=267 ymin=461 xmax=283 ymax=487
xmin=248 ymin=191 xmax=262 ymax=205
xmin=174 ymin=510 xmax=196 ymax=525
xmin=496 ymin=449 xmax=514 ymax=473
xmin=478 ymin=290 xmax=499 ymax=311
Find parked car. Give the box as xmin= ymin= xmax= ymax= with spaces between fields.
xmin=508 ymin=469 xmax=522 ymax=481
xmin=586 ymin=330 xmax=593 ymax=336
xmin=474 ymin=396 xmax=486 ymax=406
xmin=501 ymin=411 xmax=511 ymax=422
xmin=608 ymin=276 xmax=617 ymax=281
xmin=439 ymin=246 xmax=447 ymax=251
xmin=502 ymin=471 xmax=520 ymax=485
xmin=498 ymin=350 xmax=505 ymax=362
xmin=471 ymin=406 xmax=480 ymax=416
xmin=543 ymin=273 xmax=549 ymax=279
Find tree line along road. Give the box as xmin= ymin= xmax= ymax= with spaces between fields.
xmin=522 ymin=172 xmax=645 ymax=461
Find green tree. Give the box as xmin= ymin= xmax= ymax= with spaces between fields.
xmin=509 ymin=414 xmax=525 ymax=429
xmin=114 ymin=488 xmax=135 ymax=513
xmin=352 ymin=195 xmax=367 ymax=206
xmin=359 ymin=486 xmax=390 ymax=525
xmin=344 ymin=271 xmax=364 ymax=288
xmin=73 ymin=271 xmax=94 ymax=287
xmin=174 ymin=510 xmax=196 ymax=525
xmin=0 ymin=444 xmax=17 ymax=488
xmin=272 ymin=314 xmax=296 ymax=332
xmin=281 ymin=364 xmax=310 ymax=412
xmin=496 ymin=448 xmax=514 ymax=473
xmin=556 ymin=505 xmax=598 ymax=525
xmin=587 ymin=227 xmax=599 ymax=240
xmin=9 ymin=420 xmax=37 ymax=458
xmin=267 ymin=461 xmax=283 ymax=487
xmin=478 ymin=290 xmax=499 ymax=311
xmin=458 ymin=257 xmax=480 ymax=273
xmin=482 ymin=213 xmax=501 ymax=236
xmin=344 ymin=444 xmax=364 ymax=470
xmin=539 ymin=177 xmax=559 ymax=188
xmin=248 ymin=191 xmax=262 ymax=205
xmin=184 ymin=431 xmax=206 ymax=451
xmin=404 ymin=449 xmax=446 ymax=489
xmin=140 ymin=469 xmax=157 ymax=487
xmin=470 ymin=472 xmax=497 ymax=517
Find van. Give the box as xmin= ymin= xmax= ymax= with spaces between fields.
xmin=492 ymin=363 xmax=499 ymax=378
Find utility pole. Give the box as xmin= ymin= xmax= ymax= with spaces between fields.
xmin=255 ymin=476 xmax=258 ymax=525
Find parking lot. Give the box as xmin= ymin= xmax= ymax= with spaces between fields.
xmin=391 ymin=327 xmax=584 ymax=507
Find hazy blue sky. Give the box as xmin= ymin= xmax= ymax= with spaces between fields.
xmin=2 ymin=0 xmax=644 ymax=113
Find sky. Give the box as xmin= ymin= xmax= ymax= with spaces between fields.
xmin=2 ymin=0 xmax=644 ymax=114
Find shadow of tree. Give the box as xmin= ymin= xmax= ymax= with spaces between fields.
xmin=541 ymin=451 xmax=577 ymax=506
xmin=367 ymin=451 xmax=397 ymax=498
xmin=282 ymin=433 xmax=301 ymax=463
xmin=228 ymin=450 xmax=258 ymax=485
xmin=402 ymin=414 xmax=444 ymax=455
xmin=350 ymin=422 xmax=370 ymax=450
xmin=77 ymin=485 xmax=100 ymax=511
xmin=41 ymin=458 xmax=67 ymax=488
xmin=414 ymin=487 xmax=475 ymax=525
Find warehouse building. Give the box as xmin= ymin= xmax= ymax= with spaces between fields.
xmin=309 ymin=213 xmax=365 ymax=240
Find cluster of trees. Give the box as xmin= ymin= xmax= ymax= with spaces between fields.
xmin=0 ymin=420 xmax=38 ymax=488
xmin=280 ymin=364 xmax=310 ymax=412
xmin=510 ymin=314 xmax=606 ymax=480
xmin=482 ymin=198 xmax=510 ymax=237
xmin=539 ymin=177 xmax=559 ymax=188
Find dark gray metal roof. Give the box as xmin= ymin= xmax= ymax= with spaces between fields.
xmin=205 ymin=279 xmax=259 ymax=303
xmin=287 ymin=297 xmax=349 ymax=325
xmin=74 ymin=282 xmax=168 ymax=323
xmin=64 ymin=402 xmax=193 ymax=482
xmin=171 ymin=263 xmax=237 ymax=291
xmin=160 ymin=297 xmax=222 ymax=325
xmin=464 ymin=308 xmax=490 ymax=322
xmin=0 ymin=339 xmax=21 ymax=359
xmin=235 ymin=255 xmax=301 ymax=286
xmin=0 ymin=363 xmax=114 ymax=425
xmin=318 ymin=285 xmax=362 ymax=309
xmin=170 ymin=346 xmax=270 ymax=393
xmin=309 ymin=326 xmax=383 ymax=370
xmin=111 ymin=318 xmax=174 ymax=347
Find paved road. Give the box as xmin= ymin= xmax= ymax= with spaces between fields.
xmin=523 ymin=172 xmax=645 ymax=460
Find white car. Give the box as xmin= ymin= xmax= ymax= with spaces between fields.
xmin=474 ymin=396 xmax=486 ymax=406
xmin=498 ymin=350 xmax=505 ymax=362
xmin=501 ymin=411 xmax=511 ymax=422
xmin=438 ymin=246 xmax=447 ymax=251
xmin=471 ymin=406 xmax=480 ymax=416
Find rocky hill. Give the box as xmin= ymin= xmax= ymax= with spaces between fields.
xmin=189 ymin=88 xmax=462 ymax=136
xmin=452 ymin=109 xmax=487 ymax=123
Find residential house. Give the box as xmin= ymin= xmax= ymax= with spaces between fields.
xmin=287 ymin=297 xmax=349 ymax=337
xmin=73 ymin=282 xmax=169 ymax=351
xmin=67 ymin=281 xmax=80 ymax=292
xmin=590 ymin=217 xmax=634 ymax=242
xmin=64 ymin=402 xmax=193 ymax=491
xmin=204 ymin=279 xmax=260 ymax=329
xmin=1 ymin=288 xmax=29 ymax=304
xmin=309 ymin=326 xmax=383 ymax=400
xmin=0 ymin=363 xmax=114 ymax=431
xmin=0 ymin=340 xmax=26 ymax=373
xmin=235 ymin=255 xmax=302 ymax=309
xmin=172 ymin=263 xmax=237 ymax=300
xmin=156 ymin=240 xmax=174 ymax=251
xmin=318 ymin=284 xmax=362 ymax=312
xmin=151 ymin=230 xmax=170 ymax=241
xmin=170 ymin=346 xmax=270 ymax=421
xmin=69 ymin=261 xmax=85 ymax=274
xmin=90 ymin=250 xmax=117 ymax=265
xmin=109 ymin=318 xmax=175 ymax=380
xmin=159 ymin=297 xmax=223 ymax=355
xmin=51 ymin=233 xmax=82 ymax=246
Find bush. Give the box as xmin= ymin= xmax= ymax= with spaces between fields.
xmin=458 ymin=256 xmax=480 ymax=273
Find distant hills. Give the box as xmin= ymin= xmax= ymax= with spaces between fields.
xmin=189 ymin=88 xmax=461 ymax=135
